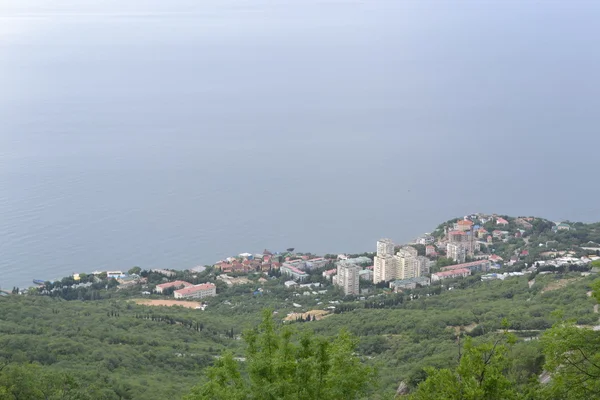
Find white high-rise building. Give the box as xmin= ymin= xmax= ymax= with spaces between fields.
xmin=416 ymin=256 xmax=431 ymax=277
xmin=374 ymin=255 xmax=396 ymax=283
xmin=336 ymin=262 xmax=360 ymax=296
xmin=394 ymin=246 xmax=419 ymax=280
xmin=447 ymin=243 xmax=466 ymax=263
xmin=377 ymin=239 xmax=395 ymax=257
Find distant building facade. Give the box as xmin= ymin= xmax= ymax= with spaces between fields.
xmin=156 ymin=280 xmax=193 ymax=294
xmin=374 ymin=255 xmax=396 ymax=283
xmin=389 ymin=276 xmax=431 ymax=291
xmin=377 ymin=239 xmax=395 ymax=257
xmin=395 ymin=246 xmax=419 ymax=280
xmin=446 ymin=243 xmax=467 ymax=263
xmin=431 ymin=268 xmax=471 ymax=281
xmin=280 ymin=265 xmax=309 ymax=282
xmin=335 ymin=261 xmax=360 ymax=296
xmin=440 ymin=260 xmax=491 ymax=273
xmin=174 ymin=283 xmax=216 ymax=299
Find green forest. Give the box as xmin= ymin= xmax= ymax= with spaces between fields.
xmin=0 ymin=270 xmax=599 ymax=399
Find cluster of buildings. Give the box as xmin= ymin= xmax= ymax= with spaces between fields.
xmin=372 ymin=231 xmax=494 ymax=289
xmin=155 ymin=280 xmax=217 ymax=299
xmin=214 ymin=254 xmax=277 ymax=274
xmin=280 ymin=257 xmax=329 ymax=282
xmin=320 ymin=257 xmax=374 ymax=296
xmin=373 ymin=239 xmax=432 ymax=284
xmin=444 ymin=219 xmax=479 ymax=263
xmin=332 ymin=261 xmax=360 ymax=296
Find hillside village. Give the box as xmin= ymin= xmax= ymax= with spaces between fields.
xmin=7 ymin=213 xmax=600 ymax=399
xmin=24 ymin=214 xmax=600 ymax=314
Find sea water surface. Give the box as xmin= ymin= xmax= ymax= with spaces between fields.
xmin=1 ymin=0 xmax=600 ymax=288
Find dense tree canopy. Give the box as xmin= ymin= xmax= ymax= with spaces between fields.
xmin=185 ymin=310 xmax=375 ymax=400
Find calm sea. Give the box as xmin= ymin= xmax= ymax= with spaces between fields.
xmin=1 ymin=0 xmax=600 ymax=289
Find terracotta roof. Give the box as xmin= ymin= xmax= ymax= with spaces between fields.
xmin=282 ymin=265 xmax=307 ymax=275
xmin=156 ymin=281 xmax=192 ymax=290
xmin=441 ymin=260 xmax=491 ymax=271
xmin=433 ymin=268 xmax=471 ymax=277
xmin=174 ymin=283 xmax=216 ymax=296
xmin=448 ymin=230 xmax=467 ymax=236
xmin=457 ymin=220 xmax=473 ymax=226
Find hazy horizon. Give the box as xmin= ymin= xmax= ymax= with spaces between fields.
xmin=1 ymin=0 xmax=600 ymax=288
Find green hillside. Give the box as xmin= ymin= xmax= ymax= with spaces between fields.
xmin=1 ymin=271 xmax=598 ymax=398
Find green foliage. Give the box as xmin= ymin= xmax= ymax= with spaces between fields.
xmin=128 ymin=266 xmax=142 ymax=275
xmin=410 ymin=334 xmax=517 ymax=400
xmin=0 ymin=296 xmax=251 ymax=399
xmin=434 ymin=257 xmax=456 ymax=272
xmin=539 ymin=278 xmax=600 ymax=399
xmin=185 ymin=310 xmax=375 ymax=400
xmin=0 ymin=269 xmax=597 ymax=398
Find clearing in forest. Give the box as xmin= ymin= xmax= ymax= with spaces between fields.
xmin=540 ymin=278 xmax=579 ymax=293
xmin=284 ymin=309 xmax=331 ymax=321
xmin=448 ymin=323 xmax=478 ymax=335
xmin=132 ymin=299 xmax=203 ymax=309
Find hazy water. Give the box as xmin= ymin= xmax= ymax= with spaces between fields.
xmin=1 ymin=0 xmax=600 ymax=289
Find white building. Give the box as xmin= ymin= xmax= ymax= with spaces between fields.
xmin=374 ymin=255 xmax=396 ymax=283
xmin=447 ymin=243 xmax=467 ymax=263
xmin=336 ymin=261 xmax=360 ymax=296
xmin=395 ymin=246 xmax=419 ymax=280
xmin=377 ymin=238 xmax=395 ymax=257
xmin=173 ymin=283 xmax=217 ymax=299
xmin=106 ymin=271 xmax=126 ymax=279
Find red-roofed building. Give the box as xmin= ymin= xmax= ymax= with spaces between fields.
xmin=431 ymin=268 xmax=471 ymax=281
xmin=477 ymin=228 xmax=489 ymax=239
xmin=174 ymin=283 xmax=217 ymax=299
xmin=455 ymin=220 xmax=474 ymax=231
xmin=488 ymin=254 xmax=504 ymax=262
xmin=425 ymin=245 xmax=436 ymax=256
xmin=521 ymin=250 xmax=529 ymax=257
xmin=448 ymin=230 xmax=468 ymax=244
xmin=260 ymin=262 xmax=271 ymax=272
xmin=496 ymin=217 xmax=509 ymax=226
xmin=441 ymin=260 xmax=491 ymax=273
xmin=322 ymin=268 xmax=337 ymax=280
xmin=487 ymin=235 xmax=493 ymax=243
xmin=156 ymin=280 xmax=193 ymax=294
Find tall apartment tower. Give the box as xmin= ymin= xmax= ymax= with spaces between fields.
xmin=374 ymin=255 xmax=396 ymax=283
xmin=446 ymin=242 xmax=467 ymax=263
xmin=416 ymin=256 xmax=431 ymax=276
xmin=374 ymin=238 xmax=396 ymax=284
xmin=376 ymin=239 xmax=395 ymax=257
xmin=336 ymin=262 xmax=360 ymax=296
xmin=395 ymin=246 xmax=419 ymax=280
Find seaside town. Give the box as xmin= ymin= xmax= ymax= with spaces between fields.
xmin=18 ymin=213 xmax=600 ymax=310
xmin=4 ymin=212 xmax=600 ymax=399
